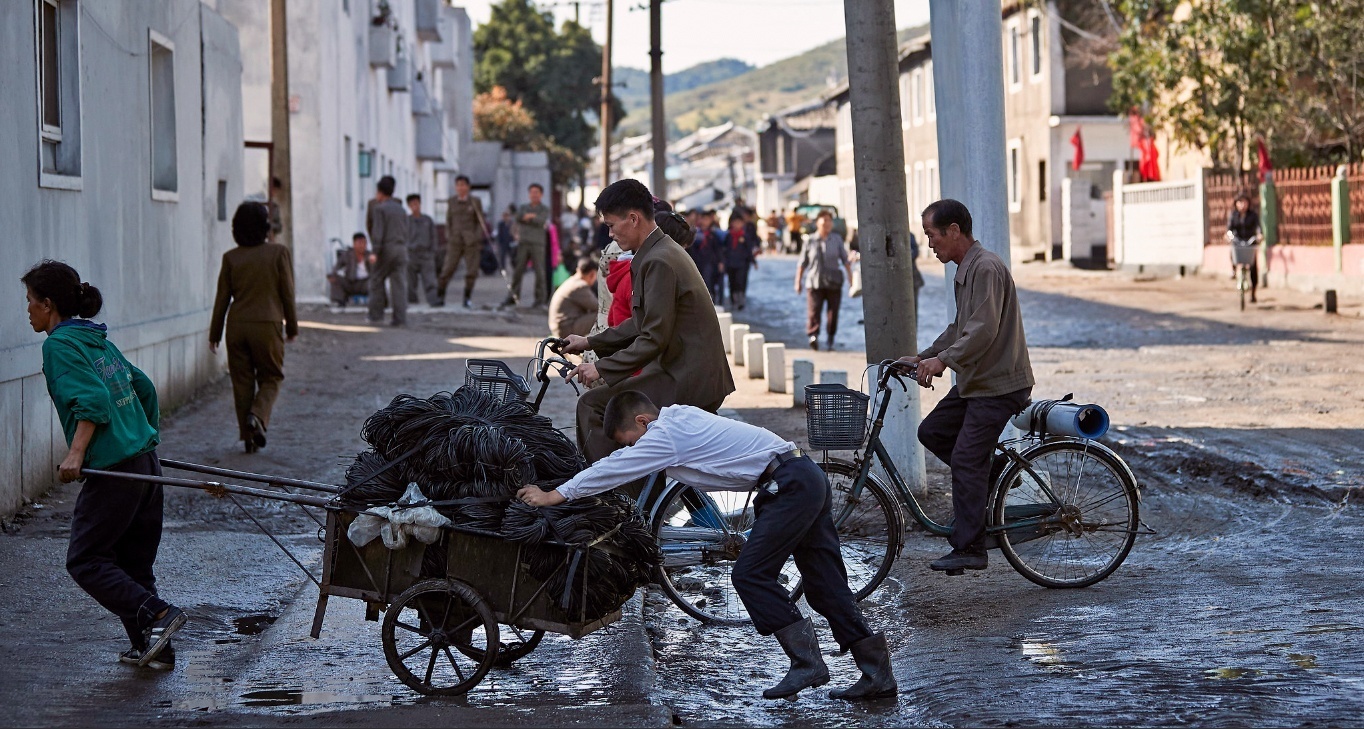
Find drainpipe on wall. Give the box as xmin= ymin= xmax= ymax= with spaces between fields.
xmin=1331 ymin=165 xmax=1349 ymax=274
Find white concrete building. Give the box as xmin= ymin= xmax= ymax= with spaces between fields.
xmin=216 ymin=0 xmax=476 ymax=301
xmin=0 ymin=0 xmax=245 ymax=515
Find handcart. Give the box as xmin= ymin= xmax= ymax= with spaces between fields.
xmin=81 ymin=458 xmax=625 ymax=696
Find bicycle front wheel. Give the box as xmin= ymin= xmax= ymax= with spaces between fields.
xmin=993 ymin=441 xmax=1139 ymax=588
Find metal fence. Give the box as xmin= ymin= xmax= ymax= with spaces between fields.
xmin=1206 ymin=164 xmax=1364 ymax=246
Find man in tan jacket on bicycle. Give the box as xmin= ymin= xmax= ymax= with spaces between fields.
xmin=897 ymin=199 xmax=1034 ymax=573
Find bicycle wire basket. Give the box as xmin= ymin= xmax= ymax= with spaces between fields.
xmin=1230 ymin=243 xmax=1257 ymax=266
xmin=463 ymin=359 xmax=531 ymax=402
xmin=804 ymin=384 xmax=870 ymax=450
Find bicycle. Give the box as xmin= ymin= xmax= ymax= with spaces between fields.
xmin=1227 ymin=231 xmax=1260 ymax=311
xmin=466 ymin=338 xmax=775 ymax=626
xmin=802 ymin=362 xmax=1144 ymax=593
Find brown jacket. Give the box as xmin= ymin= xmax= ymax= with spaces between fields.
xmin=588 ymin=227 xmax=735 ymax=406
xmin=548 ymin=275 xmax=598 ymax=338
xmin=445 ymin=194 xmax=488 ymax=237
xmin=210 ymin=243 xmax=299 ymax=343
xmin=918 ymin=242 xmax=1033 ymax=398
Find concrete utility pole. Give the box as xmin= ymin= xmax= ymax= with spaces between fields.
xmin=648 ymin=0 xmax=667 ymax=197
xmin=269 ymin=0 xmax=293 ymax=252
xmin=599 ymin=0 xmax=614 ymax=191
xmin=929 ymin=0 xmax=1010 ymax=268
xmin=842 ymin=0 xmax=923 ymax=488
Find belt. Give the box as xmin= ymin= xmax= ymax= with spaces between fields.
xmin=759 ymin=449 xmax=803 ymax=492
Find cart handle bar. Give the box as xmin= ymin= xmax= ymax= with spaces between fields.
xmin=80 ymin=468 xmax=332 ymax=508
xmin=159 ymin=458 xmax=342 ymax=494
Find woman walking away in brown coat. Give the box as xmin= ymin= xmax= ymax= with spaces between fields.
xmin=210 ymin=202 xmax=299 ymax=453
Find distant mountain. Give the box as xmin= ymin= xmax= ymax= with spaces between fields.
xmin=614 ymin=58 xmax=755 ymax=117
xmin=616 ymin=25 xmax=929 ymax=138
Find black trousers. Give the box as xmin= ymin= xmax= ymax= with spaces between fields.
xmin=66 ymin=450 xmax=170 ymax=646
xmin=732 ymin=456 xmax=872 ymax=650
xmin=918 ymin=385 xmax=1032 ymax=552
xmin=806 ymin=287 xmax=842 ymax=340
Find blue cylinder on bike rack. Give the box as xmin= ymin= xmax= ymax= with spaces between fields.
xmin=1010 ymin=400 xmax=1110 ymax=440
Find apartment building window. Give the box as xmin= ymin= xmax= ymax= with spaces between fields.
xmin=925 ymin=60 xmax=936 ymax=120
xmin=1029 ymin=10 xmax=1043 ymax=80
xmin=911 ymin=69 xmax=924 ymax=125
xmin=36 ymin=0 xmax=82 ymax=188
xmin=1007 ymin=139 xmax=1022 ymax=212
xmin=344 ymin=136 xmax=353 ymax=206
xmin=149 ymin=30 xmax=178 ymax=200
xmin=926 ymin=159 xmax=939 ymax=203
xmin=1038 ymin=160 xmax=1047 ymax=202
xmin=1008 ymin=20 xmax=1022 ymax=91
xmin=913 ymin=161 xmax=925 ymax=216
xmin=898 ymin=73 xmax=911 ymax=129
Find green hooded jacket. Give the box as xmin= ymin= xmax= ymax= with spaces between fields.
xmin=42 ymin=320 xmax=159 ymax=469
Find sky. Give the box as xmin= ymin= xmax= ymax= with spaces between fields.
xmin=458 ymin=0 xmax=933 ymax=75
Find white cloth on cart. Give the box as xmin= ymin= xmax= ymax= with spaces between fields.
xmin=346 ymin=483 xmax=451 ymax=550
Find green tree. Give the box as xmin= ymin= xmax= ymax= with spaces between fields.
xmin=1110 ymin=0 xmax=1292 ymax=172
xmin=1281 ymin=1 xmax=1364 ymax=161
xmin=474 ymin=0 xmax=620 ymax=185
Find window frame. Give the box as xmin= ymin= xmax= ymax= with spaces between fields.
xmin=925 ymin=60 xmax=936 ymax=120
xmin=39 ymin=0 xmax=62 ymax=143
xmin=911 ymin=68 xmax=924 ymax=125
xmin=1007 ymin=19 xmax=1022 ymax=92
xmin=1007 ymin=138 xmax=1023 ymax=212
xmin=1028 ymin=9 xmax=1044 ymax=82
xmin=148 ymin=29 xmax=179 ymax=202
xmin=926 ymin=158 xmax=938 ymax=203
xmin=35 ymin=0 xmax=82 ymax=190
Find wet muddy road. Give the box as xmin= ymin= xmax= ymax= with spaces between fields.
xmin=646 ymin=258 xmax=1363 ymax=726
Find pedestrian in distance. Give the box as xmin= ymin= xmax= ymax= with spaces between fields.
xmin=896 ymin=199 xmax=1034 ymax=573
xmin=692 ymin=210 xmax=725 ymax=303
xmin=365 ymin=175 xmax=410 ymax=326
xmin=548 ymin=257 xmax=600 ymax=338
xmin=495 ymin=205 xmax=517 ymax=272
xmin=22 ymin=260 xmax=187 ymax=671
xmin=328 ymin=232 xmax=371 ymax=307
xmin=504 ymin=183 xmax=551 ymax=308
xmin=210 ymin=202 xmax=300 ymax=454
xmin=1227 ymin=192 xmax=1262 ymax=303
xmin=405 ymin=194 xmax=441 ymax=306
xmin=723 ymin=211 xmax=759 ymax=311
xmin=516 ymin=391 xmax=897 ymax=701
xmin=560 ymin=179 xmax=734 ymax=464
xmin=440 ymin=175 xmax=490 ymax=309
xmin=795 ymin=210 xmax=852 ymax=351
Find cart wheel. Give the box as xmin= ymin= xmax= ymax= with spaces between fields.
xmin=455 ymin=625 xmax=545 ymax=668
xmin=381 ymin=579 xmax=498 ymax=696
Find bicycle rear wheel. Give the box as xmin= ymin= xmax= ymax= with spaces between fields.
xmin=993 ymin=441 xmax=1138 ymax=588
xmin=805 ymin=460 xmax=902 ymax=601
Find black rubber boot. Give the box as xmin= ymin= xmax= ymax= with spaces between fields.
xmin=762 ymin=618 xmax=830 ymax=700
xmin=829 ymin=632 xmax=898 ymax=700
xmin=930 ymin=548 xmax=987 ymax=572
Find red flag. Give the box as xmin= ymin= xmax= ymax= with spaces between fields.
xmin=1070 ymin=126 xmax=1085 ymax=170
xmin=1138 ymin=137 xmax=1161 ymax=182
xmin=1256 ymin=138 xmax=1273 ymax=182
xmin=1128 ymin=110 xmax=1146 ymax=149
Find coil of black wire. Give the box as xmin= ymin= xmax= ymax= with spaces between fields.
xmin=502 ymin=493 xmax=660 ymax=620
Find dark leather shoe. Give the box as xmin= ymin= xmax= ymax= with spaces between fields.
xmin=829 ymin=632 xmax=897 ymax=700
xmin=930 ymin=548 xmax=987 ymax=571
xmin=763 ymin=618 xmax=830 ymax=700
xmin=248 ymin=414 xmax=267 ymax=449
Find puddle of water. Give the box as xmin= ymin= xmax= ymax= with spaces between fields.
xmin=233 ymin=614 xmax=279 ymax=635
xmin=1287 ymin=653 xmax=1318 ymax=670
xmin=239 ymin=688 xmax=396 ymax=708
xmin=1017 ymin=637 xmax=1069 ymax=671
xmin=1296 ymin=623 xmax=1361 ymax=635
xmin=1220 ymin=628 xmax=1284 ymax=635
xmin=1205 ymin=667 xmax=1259 ymax=680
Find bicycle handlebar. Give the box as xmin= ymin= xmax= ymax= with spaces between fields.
xmin=877 ymin=359 xmax=913 ymax=391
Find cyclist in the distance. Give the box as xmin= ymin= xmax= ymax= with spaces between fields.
xmin=1227 ymin=192 xmax=1262 ymax=303
xmin=895 ymin=199 xmax=1034 ymax=574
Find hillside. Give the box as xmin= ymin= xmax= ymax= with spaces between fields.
xmin=616 ymin=24 xmax=929 ymax=138
xmin=614 ymin=59 xmax=754 ymax=117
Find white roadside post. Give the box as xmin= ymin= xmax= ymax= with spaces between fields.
xmin=763 ymin=343 xmax=786 ymax=393
xmin=730 ymin=324 xmax=750 ymax=366
xmin=792 ymin=359 xmax=815 ymax=406
xmin=716 ymin=312 xmax=734 ymax=352
xmin=744 ymin=334 xmax=766 ymax=379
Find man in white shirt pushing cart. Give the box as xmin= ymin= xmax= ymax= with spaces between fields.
xmin=516 ymin=391 xmax=897 ymax=701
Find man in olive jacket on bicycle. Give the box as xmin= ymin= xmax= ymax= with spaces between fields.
xmin=897 ymin=199 xmax=1034 ymax=573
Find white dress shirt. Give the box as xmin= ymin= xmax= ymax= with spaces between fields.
xmin=555 ymin=405 xmax=796 ymax=501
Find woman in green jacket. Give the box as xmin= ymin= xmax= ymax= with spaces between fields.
xmin=23 ymin=261 xmax=186 ymax=671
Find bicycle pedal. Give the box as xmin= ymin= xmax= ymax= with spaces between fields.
xmin=945 ymin=568 xmax=965 ymax=576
